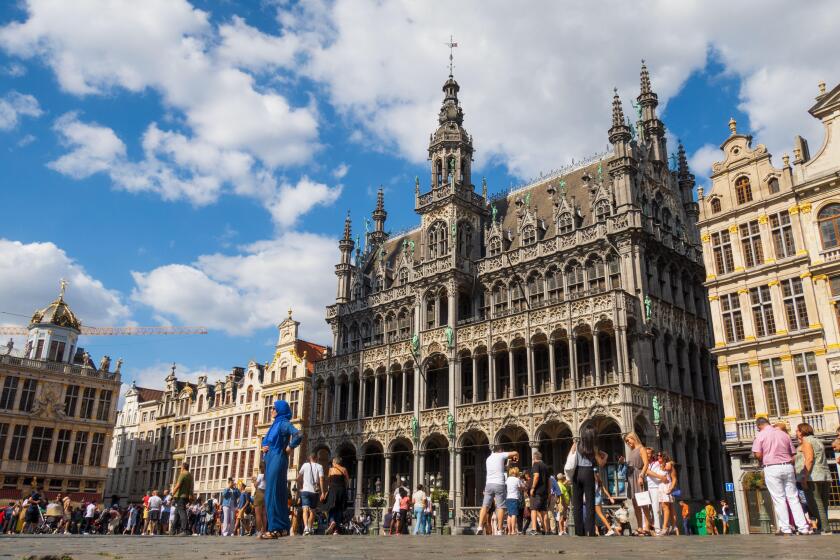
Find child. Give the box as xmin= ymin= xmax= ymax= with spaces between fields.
xmin=614 ymin=501 xmax=631 ymax=535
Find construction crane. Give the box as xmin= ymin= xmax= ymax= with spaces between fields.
xmin=0 ymin=326 xmax=208 ymax=336
xmin=1 ymin=279 xmax=208 ymax=337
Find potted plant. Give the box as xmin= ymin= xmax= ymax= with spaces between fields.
xmin=742 ymin=471 xmax=766 ymax=491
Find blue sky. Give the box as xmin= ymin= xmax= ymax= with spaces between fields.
xmin=1 ymin=0 xmax=837 ymax=395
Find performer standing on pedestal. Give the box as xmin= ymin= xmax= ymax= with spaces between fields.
xmin=260 ymin=400 xmax=301 ymax=539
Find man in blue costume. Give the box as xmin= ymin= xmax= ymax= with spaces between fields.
xmin=260 ymin=399 xmax=301 ymax=538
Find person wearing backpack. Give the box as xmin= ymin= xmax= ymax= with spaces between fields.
xmin=297 ymin=451 xmax=325 ymax=535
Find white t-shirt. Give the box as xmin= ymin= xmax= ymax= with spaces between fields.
xmin=485 ymin=452 xmax=510 ymax=485
xmin=299 ymin=461 xmax=324 ymax=493
xmin=412 ymin=490 xmax=426 ymax=508
xmin=505 ymin=476 xmax=520 ymax=500
xmin=256 ymin=473 xmax=266 ymax=491
xmin=148 ymin=495 xmax=162 ymax=512
xmin=85 ymin=503 xmax=96 ymax=518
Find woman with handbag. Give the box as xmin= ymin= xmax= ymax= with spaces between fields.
xmin=623 ymin=432 xmax=651 ymax=536
xmin=324 ymin=456 xmax=349 ymax=535
xmin=569 ymin=425 xmax=607 ymax=536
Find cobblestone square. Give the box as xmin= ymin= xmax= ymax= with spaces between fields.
xmin=1 ymin=535 xmax=838 ymax=560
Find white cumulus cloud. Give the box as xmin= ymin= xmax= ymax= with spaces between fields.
xmin=0 ymin=238 xmax=129 ymax=328
xmin=0 ymin=90 xmax=42 ymax=130
xmin=130 ymin=232 xmax=338 ymax=341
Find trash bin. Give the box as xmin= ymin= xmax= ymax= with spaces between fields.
xmin=695 ymin=511 xmax=707 ymax=535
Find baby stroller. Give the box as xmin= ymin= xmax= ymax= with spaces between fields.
xmin=344 ymin=512 xmax=371 ymax=535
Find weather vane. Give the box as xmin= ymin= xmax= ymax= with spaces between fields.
xmin=446 ymin=34 xmax=458 ymax=76
xmin=59 ymin=278 xmax=68 ymax=299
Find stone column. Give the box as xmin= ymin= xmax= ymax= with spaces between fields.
xmin=401 ymin=368 xmax=408 ymax=414
xmin=489 ymin=351 xmax=496 ymax=402
xmin=526 ymin=344 xmax=535 ymax=395
xmin=593 ymin=332 xmax=602 ymax=386
xmin=508 ymin=350 xmax=515 ymax=398
xmin=419 ymin=451 xmax=426 ymax=488
xmin=334 ymin=380 xmax=342 ymax=421
xmin=383 ymin=452 xmax=392 ymax=516
xmin=355 ymin=456 xmax=364 ymax=514
xmin=359 ymin=377 xmax=367 ymax=418
xmin=373 ymin=375 xmax=380 ymax=416
xmin=448 ymin=444 xmax=456 ymax=523
xmin=568 ymin=336 xmax=577 ymax=390
xmin=615 ymin=327 xmax=627 ymax=383
xmin=385 ymin=373 xmax=392 ymax=415
xmin=454 ymin=448 xmax=463 ymax=518
xmin=548 ymin=341 xmax=556 ymax=392
xmin=348 ymin=377 xmax=356 ymax=420
xmin=471 ymin=356 xmax=478 ymax=404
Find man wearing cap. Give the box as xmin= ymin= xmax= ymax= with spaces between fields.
xmin=751 ymin=416 xmax=810 ymax=535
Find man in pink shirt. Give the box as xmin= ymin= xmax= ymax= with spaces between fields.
xmin=751 ymin=417 xmax=810 ymax=535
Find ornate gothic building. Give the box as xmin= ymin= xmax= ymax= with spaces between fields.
xmin=309 ymin=63 xmax=725 ymax=527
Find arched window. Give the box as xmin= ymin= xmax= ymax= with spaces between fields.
xmin=818 ymin=203 xmax=840 ymax=249
xmin=607 ymin=253 xmax=621 ymax=288
xmin=360 ymin=322 xmax=371 ymax=346
xmin=398 ymin=267 xmax=408 ymax=286
xmin=492 ymin=282 xmax=508 ymax=315
xmin=428 ymin=221 xmax=448 ymax=258
xmin=458 ymin=221 xmax=473 ymax=258
xmin=488 ymin=236 xmax=502 ymax=256
xmin=373 ymin=275 xmax=383 ymax=293
xmin=425 ymin=292 xmax=436 ymax=329
xmin=710 ymin=198 xmax=721 ymax=213
xmin=510 ymin=278 xmax=526 ymax=312
xmin=586 ymin=256 xmax=606 ymax=293
xmin=558 ymin=213 xmax=573 ymax=234
xmin=595 ymin=200 xmax=611 ymax=222
xmin=373 ymin=316 xmax=384 ymax=345
xmin=546 ymin=266 xmax=563 ymax=301
xmin=246 ymin=386 xmax=253 ymax=403
xmin=197 ymin=395 xmax=204 ymax=413
xmin=735 ymin=176 xmax=752 ymax=204
xmin=527 ymin=273 xmax=544 ymax=305
xmin=522 ymin=225 xmax=537 ymax=245
xmin=436 ymin=159 xmax=443 ymax=186
xmin=385 ymin=313 xmax=397 ymax=342
xmin=398 ymin=309 xmax=410 ymax=338
xmin=768 ymin=177 xmax=780 ymax=194
xmin=566 ymin=261 xmax=584 ymax=297
xmin=661 ymin=208 xmax=672 ymax=232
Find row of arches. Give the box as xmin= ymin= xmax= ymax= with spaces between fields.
xmin=313 ymin=416 xmax=723 ymax=511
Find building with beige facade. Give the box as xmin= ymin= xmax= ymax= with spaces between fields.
xmin=104 ymin=311 xmax=325 ymax=504
xmin=698 ymin=81 xmax=840 ymax=533
xmin=0 ymin=287 xmax=120 ymax=504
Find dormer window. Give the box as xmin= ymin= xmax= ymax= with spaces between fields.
xmin=489 ymin=236 xmax=502 ymax=256
xmin=594 ymin=200 xmax=611 ymax=222
xmin=398 ymin=267 xmax=409 ymax=286
xmin=768 ymin=177 xmax=780 ymax=194
xmin=522 ymin=225 xmax=537 ymax=246
xmin=558 ymin=213 xmax=573 ymax=234
xmin=735 ymin=176 xmax=753 ymax=205
xmin=711 ymin=198 xmax=721 ymax=213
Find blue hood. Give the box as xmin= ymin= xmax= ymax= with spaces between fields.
xmin=274 ymin=399 xmax=292 ymax=421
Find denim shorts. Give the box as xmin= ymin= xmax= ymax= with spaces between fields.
xmin=301 ymin=491 xmax=319 ymax=508
xmin=482 ymin=483 xmax=506 ymax=509
xmin=505 ymin=499 xmax=520 ymax=517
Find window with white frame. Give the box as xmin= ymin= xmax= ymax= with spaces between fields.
xmin=739 ymin=220 xmax=764 ymax=267
xmin=793 ymin=352 xmax=823 ymax=414
xmin=760 ymin=357 xmax=789 ymax=417
xmin=781 ymin=277 xmax=809 ymax=331
xmin=729 ymin=363 xmax=756 ymax=420
xmin=749 ymin=285 xmax=776 ymax=337
xmin=720 ymin=293 xmax=744 ymax=342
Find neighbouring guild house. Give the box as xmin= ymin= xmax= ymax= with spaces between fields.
xmin=1 ymin=287 xmax=120 ymax=504
xmin=308 ymin=62 xmax=725 ymax=531
xmin=104 ymin=311 xmax=325 ymax=505
xmin=698 ymin=80 xmax=840 ymax=533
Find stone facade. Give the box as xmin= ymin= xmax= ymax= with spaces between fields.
xmin=0 ymin=288 xmax=121 ymax=504
xmin=310 ymin=64 xmax=725 ymax=526
xmin=698 ymin=81 xmax=840 ymax=533
xmin=104 ymin=312 xmax=325 ymax=505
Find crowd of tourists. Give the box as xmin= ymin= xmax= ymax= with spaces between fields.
xmin=2 ymin=401 xmax=837 ymax=538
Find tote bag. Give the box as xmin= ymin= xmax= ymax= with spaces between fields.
xmin=634 ymin=490 xmax=652 ymax=507
xmin=563 ymin=450 xmax=578 ymax=480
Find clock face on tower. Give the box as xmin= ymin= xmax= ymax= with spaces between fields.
xmin=281 ymin=331 xmax=291 ymax=342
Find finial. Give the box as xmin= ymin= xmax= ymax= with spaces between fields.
xmin=59 ymin=278 xmax=68 ymax=299
xmin=728 ymin=117 xmax=737 ymax=135
xmin=677 ymin=141 xmax=689 ymax=177
xmin=640 ymin=59 xmax=651 ymax=95
xmin=611 ymin=88 xmax=625 ymax=128
xmin=446 ymin=35 xmax=458 ymax=77
xmin=343 ymin=210 xmax=352 ymax=241
xmin=170 ymin=362 xmax=176 ymax=375
xmin=375 ymin=187 xmax=385 ymax=213
xmin=414 ymin=176 xmax=420 ymax=194
xmin=818 ymin=80 xmax=826 ymax=94
xmin=287 ymin=307 xmax=293 ymax=319
xmin=782 ymin=153 xmax=790 ymax=168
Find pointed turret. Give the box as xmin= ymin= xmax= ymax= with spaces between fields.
xmin=636 ymin=59 xmax=666 ymax=162
xmin=425 ymin=71 xmax=474 ymax=193
xmin=677 ymin=141 xmax=700 ymax=242
xmin=370 ymin=187 xmax=388 ymax=247
xmin=335 ymin=211 xmax=355 ymax=303
xmin=608 ymin=88 xmax=636 ymax=210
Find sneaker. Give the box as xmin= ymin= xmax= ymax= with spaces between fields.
xmin=527 ymin=529 xmax=540 ymax=536
xmin=476 ymin=527 xmax=484 ymax=535
xmin=605 ymin=530 xmax=615 ymax=536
